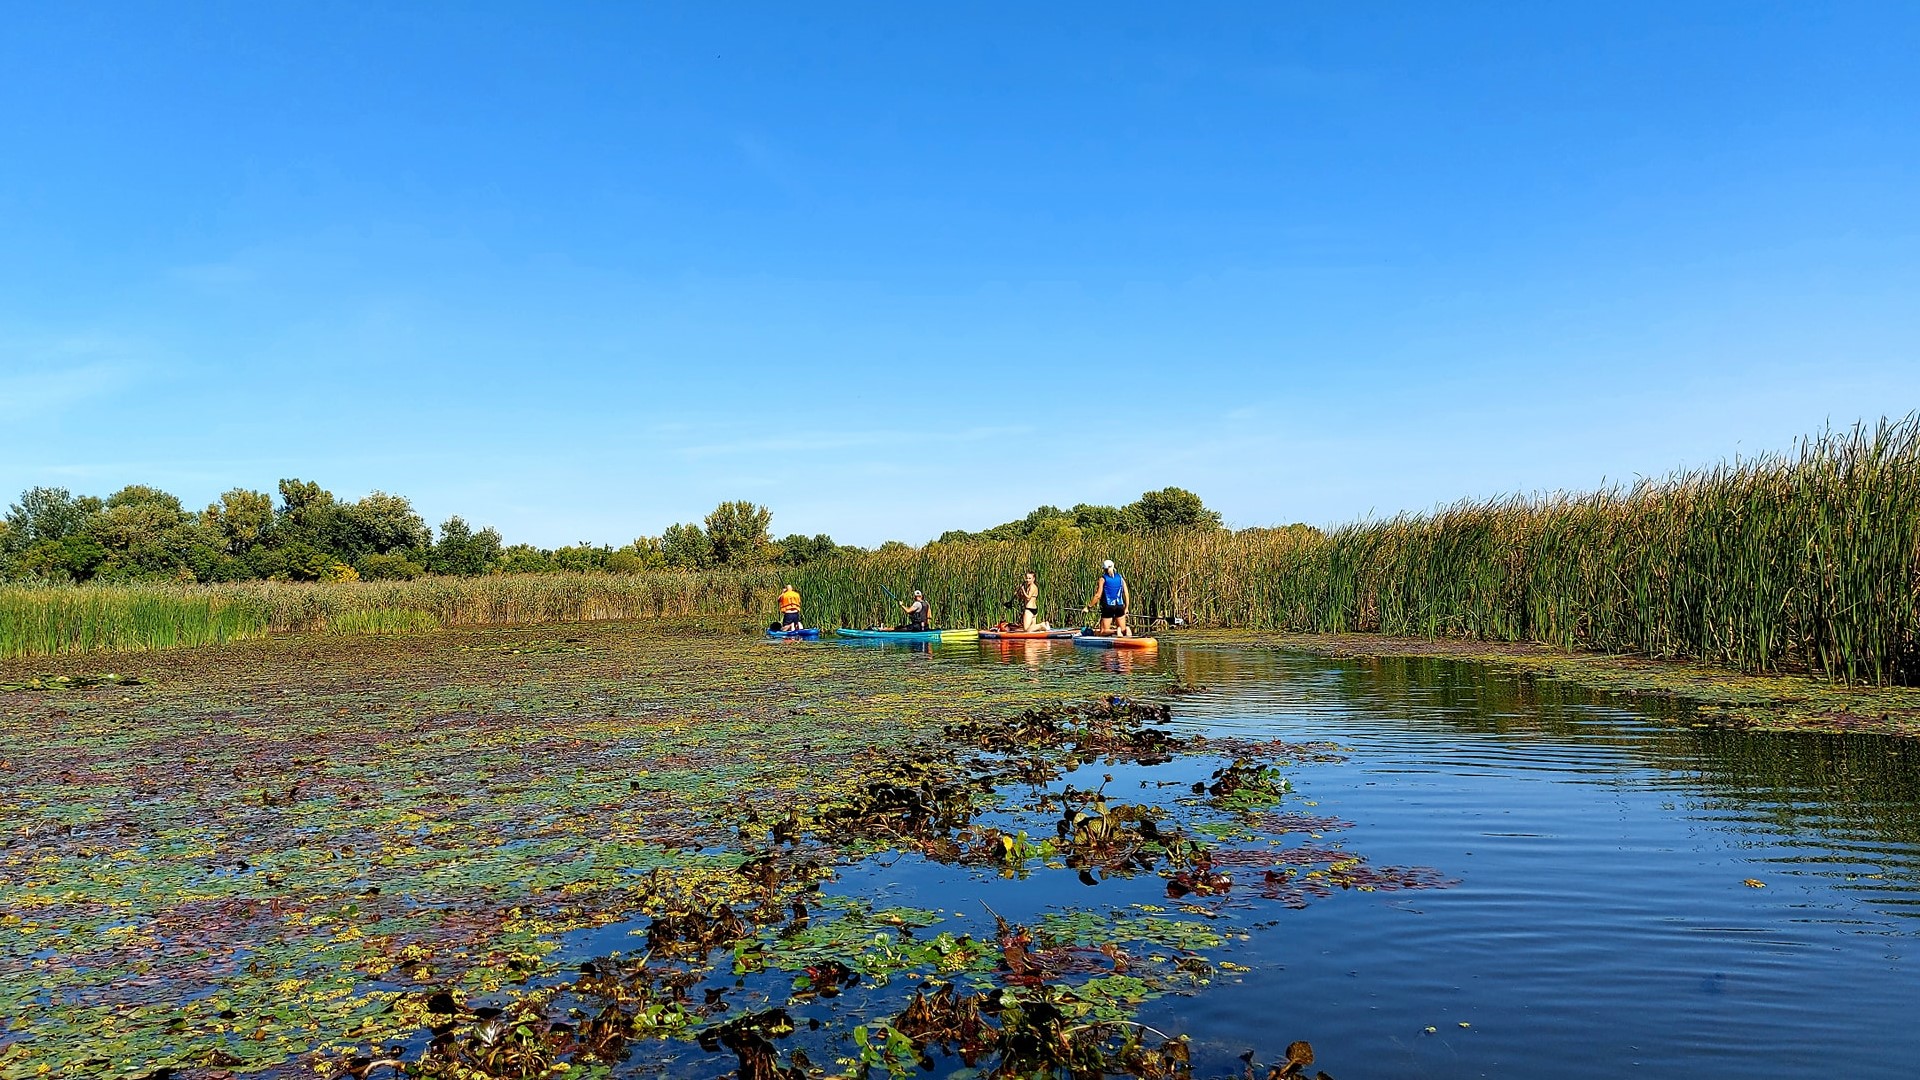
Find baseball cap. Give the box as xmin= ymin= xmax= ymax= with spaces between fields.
xmin=1102 ymin=560 xmax=1115 ymax=570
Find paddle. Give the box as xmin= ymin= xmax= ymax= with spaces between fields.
xmin=880 ymin=584 xmax=930 ymax=631
xmin=870 ymin=584 xmax=902 ymax=630
xmin=1063 ymin=607 xmax=1187 ymax=634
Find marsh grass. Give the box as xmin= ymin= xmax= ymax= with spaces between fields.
xmin=0 ymin=572 xmax=773 ymax=660
xmin=0 ymin=587 xmax=269 ymax=657
xmin=6 ymin=418 xmax=1915 ymax=682
xmin=789 ymin=417 xmax=1920 ymax=685
xmin=321 ymin=607 xmax=442 ymax=635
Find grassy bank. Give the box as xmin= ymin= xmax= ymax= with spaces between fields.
xmin=0 ymin=571 xmax=773 ymax=659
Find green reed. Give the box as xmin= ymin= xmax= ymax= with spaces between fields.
xmin=0 ymin=571 xmax=776 ymax=660
xmin=6 ymin=418 xmax=1914 ymax=683
xmin=787 ymin=417 xmax=1920 ymax=685
xmin=0 ymin=585 xmax=271 ymax=658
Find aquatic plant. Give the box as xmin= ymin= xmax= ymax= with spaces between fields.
xmin=0 ymin=621 xmax=1421 ymax=1077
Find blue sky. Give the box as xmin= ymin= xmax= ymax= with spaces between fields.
xmin=3 ymin=2 xmax=1916 ymax=547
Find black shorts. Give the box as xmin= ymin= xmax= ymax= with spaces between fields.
xmin=1100 ymin=602 xmax=1126 ymax=619
xmin=781 ymin=611 xmax=802 ymax=627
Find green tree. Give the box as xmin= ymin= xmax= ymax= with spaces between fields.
xmin=1028 ymin=516 xmax=1081 ymax=544
xmin=343 ymin=491 xmax=430 ymax=555
xmin=703 ymin=501 xmax=774 ymax=566
xmin=661 ymin=523 xmax=710 ymax=569
xmin=202 ymin=489 xmax=276 ymax=555
xmin=607 ymin=539 xmax=667 ymax=573
xmin=89 ymin=485 xmax=198 ymax=580
xmin=493 ymin=543 xmax=557 ymax=574
xmin=1015 ymin=505 xmax=1071 ymax=536
xmin=270 ymin=478 xmax=358 ymax=561
xmin=429 ymin=516 xmax=502 ymax=576
xmin=353 ymin=552 xmax=426 ymax=580
xmin=5 ymin=487 xmax=98 ymax=548
xmin=276 ymin=479 xmax=335 ymax=532
xmin=775 ymin=533 xmax=844 ymax=566
xmin=1070 ymin=503 xmax=1124 ymax=532
xmin=18 ymin=534 xmax=108 ymax=581
xmin=1122 ymin=487 xmax=1223 ymax=531
xmin=4 ymin=488 xmax=106 ymax=580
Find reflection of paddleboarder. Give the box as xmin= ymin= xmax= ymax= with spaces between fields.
xmin=1087 ymin=560 xmax=1129 ymax=637
xmin=897 ymin=589 xmax=931 ymax=631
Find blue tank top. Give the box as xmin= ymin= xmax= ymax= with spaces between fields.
xmin=1100 ymin=573 xmax=1125 ymax=605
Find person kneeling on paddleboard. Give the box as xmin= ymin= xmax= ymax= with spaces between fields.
xmin=1009 ymin=571 xmax=1040 ymax=631
xmin=777 ymin=584 xmax=804 ymax=632
xmin=898 ymin=590 xmax=931 ymax=631
xmin=1088 ymin=560 xmax=1130 ymax=636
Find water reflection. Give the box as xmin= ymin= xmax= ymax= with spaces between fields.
xmin=960 ymin=639 xmax=1920 ymax=922
xmin=815 ymin=637 xmax=1920 ymax=1076
xmin=1054 ymin=643 xmax=1920 ymax=1075
xmin=981 ymin=639 xmax=1056 ymax=673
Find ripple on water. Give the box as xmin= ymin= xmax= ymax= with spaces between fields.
xmin=940 ymin=641 xmax=1920 ymax=1078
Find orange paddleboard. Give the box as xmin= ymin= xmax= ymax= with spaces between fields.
xmin=1072 ymin=633 xmax=1158 ymax=650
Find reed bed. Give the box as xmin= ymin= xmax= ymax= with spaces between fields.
xmin=789 ymin=418 xmax=1920 ymax=685
xmin=0 ymin=571 xmax=774 ymax=660
xmin=6 ymin=418 xmax=1915 ymax=683
xmin=0 ymin=587 xmax=270 ymax=657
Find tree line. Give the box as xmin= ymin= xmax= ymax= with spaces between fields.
xmin=0 ymin=481 xmax=1223 ymax=584
xmin=933 ymin=487 xmax=1223 ymax=543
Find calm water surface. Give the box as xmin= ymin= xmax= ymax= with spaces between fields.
xmin=814 ymin=638 xmax=1920 ymax=1079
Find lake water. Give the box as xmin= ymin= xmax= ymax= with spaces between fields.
xmin=803 ymin=638 xmax=1920 ymax=1079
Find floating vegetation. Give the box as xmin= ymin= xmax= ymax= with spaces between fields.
xmin=0 ymin=619 xmax=1441 ymax=1077
xmin=0 ymin=671 xmax=144 ymax=692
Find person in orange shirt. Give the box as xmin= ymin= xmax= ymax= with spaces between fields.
xmin=777 ymin=584 xmax=804 ymax=632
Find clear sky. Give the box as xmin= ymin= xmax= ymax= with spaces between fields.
xmin=3 ymin=2 xmax=1916 ymax=547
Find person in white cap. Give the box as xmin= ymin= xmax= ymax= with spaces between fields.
xmin=897 ymin=589 xmax=932 ymax=631
xmin=1087 ymin=559 xmax=1130 ymax=636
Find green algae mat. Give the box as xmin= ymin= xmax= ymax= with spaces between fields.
xmin=0 ymin=620 xmax=1440 ymax=1079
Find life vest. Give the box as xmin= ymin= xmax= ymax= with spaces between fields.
xmin=1100 ymin=573 xmax=1125 ymax=605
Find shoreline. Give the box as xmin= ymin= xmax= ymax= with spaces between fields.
xmin=7 ymin=620 xmax=1920 ymax=738
xmin=1180 ymin=630 xmax=1920 ymax=738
